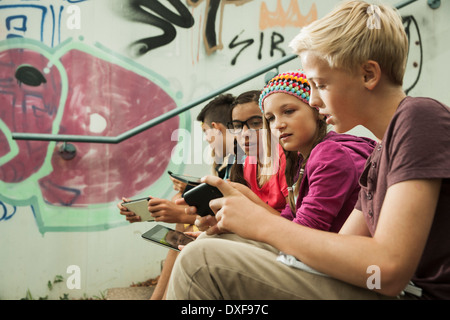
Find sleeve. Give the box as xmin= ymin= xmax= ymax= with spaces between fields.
xmin=280 ymin=202 xmax=295 ymax=221
xmin=292 ymin=141 xmax=359 ymax=231
xmin=386 ymin=98 xmax=450 ymax=187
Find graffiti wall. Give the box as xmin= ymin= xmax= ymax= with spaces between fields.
xmin=0 ymin=0 xmax=449 ymax=299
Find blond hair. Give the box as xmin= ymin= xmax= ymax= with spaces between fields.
xmin=289 ymin=0 xmax=408 ymax=85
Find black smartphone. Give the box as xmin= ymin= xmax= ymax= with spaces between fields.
xmin=182 ymin=183 xmax=223 ymax=217
xmin=167 ymin=171 xmax=201 ymax=186
xmin=141 ymin=224 xmax=195 ymax=251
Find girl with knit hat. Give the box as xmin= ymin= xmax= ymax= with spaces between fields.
xmin=196 ymin=71 xmax=375 ymax=234
xmin=259 ymin=70 xmax=376 ymax=232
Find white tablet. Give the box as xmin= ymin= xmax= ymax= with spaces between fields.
xmin=121 ymin=197 xmax=154 ymax=221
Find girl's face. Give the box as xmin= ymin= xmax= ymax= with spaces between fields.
xmin=231 ymin=102 xmax=263 ymax=157
xmin=263 ymin=92 xmax=318 ymax=155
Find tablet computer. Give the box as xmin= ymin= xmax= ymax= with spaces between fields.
xmin=168 ymin=171 xmax=202 ymax=186
xmin=121 ymin=197 xmax=154 ymax=221
xmin=141 ymin=224 xmax=195 ymax=251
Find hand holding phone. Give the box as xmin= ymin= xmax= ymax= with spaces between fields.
xmin=168 ymin=171 xmax=201 ymax=185
xmin=168 ymin=171 xmax=202 ymax=194
xmin=182 ymin=183 xmax=223 ymax=217
xmin=121 ymin=197 xmax=153 ymax=221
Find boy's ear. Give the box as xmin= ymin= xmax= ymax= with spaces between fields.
xmin=211 ymin=122 xmax=224 ymax=132
xmin=210 ymin=121 xmax=219 ymax=129
xmin=362 ymin=60 xmax=381 ymax=90
xmin=210 ymin=122 xmax=224 ymax=132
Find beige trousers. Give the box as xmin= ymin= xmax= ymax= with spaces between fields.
xmin=166 ymin=233 xmax=408 ymax=300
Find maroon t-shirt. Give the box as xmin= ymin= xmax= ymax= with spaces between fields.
xmin=356 ymin=96 xmax=450 ymax=299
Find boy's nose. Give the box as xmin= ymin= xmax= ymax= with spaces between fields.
xmin=309 ymin=87 xmax=323 ymax=110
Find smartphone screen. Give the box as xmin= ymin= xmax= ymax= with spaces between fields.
xmin=141 ymin=225 xmax=195 ymax=251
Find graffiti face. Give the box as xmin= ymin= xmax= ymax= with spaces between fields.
xmin=0 ymin=44 xmax=182 ymax=232
xmin=39 ymin=49 xmax=179 ymax=206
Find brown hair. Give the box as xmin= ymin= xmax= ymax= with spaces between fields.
xmin=228 ymin=90 xmax=262 ymax=186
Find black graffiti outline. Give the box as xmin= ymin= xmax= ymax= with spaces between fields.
xmin=188 ymin=0 xmax=252 ymax=55
xmin=228 ymin=30 xmax=254 ymax=66
xmin=191 ymin=0 xmax=222 ymax=53
xmin=402 ymin=15 xmax=423 ymax=95
xmin=270 ymin=31 xmax=285 ymax=58
xmin=124 ymin=0 xmax=195 ymax=57
xmin=229 ymin=31 xmax=286 ymax=66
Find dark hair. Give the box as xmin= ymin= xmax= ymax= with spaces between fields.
xmin=196 ymin=93 xmax=235 ymax=126
xmin=228 ymin=90 xmax=262 ymax=187
xmin=231 ymin=90 xmax=261 ymax=107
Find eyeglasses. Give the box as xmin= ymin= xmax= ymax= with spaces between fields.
xmin=227 ymin=116 xmax=263 ymax=134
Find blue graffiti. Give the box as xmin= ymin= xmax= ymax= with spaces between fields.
xmin=0 ymin=200 xmax=16 ymax=221
xmin=0 ymin=5 xmax=47 ymax=42
xmin=0 ymin=2 xmax=84 ymax=47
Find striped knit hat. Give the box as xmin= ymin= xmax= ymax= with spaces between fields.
xmin=259 ymin=70 xmax=311 ymax=112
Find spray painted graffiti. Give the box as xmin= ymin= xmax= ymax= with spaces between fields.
xmin=259 ymin=0 xmax=317 ymax=29
xmin=112 ymin=0 xmax=195 ymax=57
xmin=403 ymin=15 xmax=423 ymax=95
xmin=0 ymin=0 xmax=192 ymax=233
xmin=0 ymin=0 xmax=424 ymax=234
xmin=227 ymin=1 xmax=317 ymax=65
xmin=0 ymin=39 xmax=188 ymax=233
xmin=114 ymin=0 xmax=253 ymax=57
xmin=114 ymin=0 xmax=318 ymax=64
xmin=229 ymin=30 xmax=287 ymax=66
xmin=0 ymin=2 xmax=83 ymax=47
xmin=187 ymin=0 xmax=252 ymax=55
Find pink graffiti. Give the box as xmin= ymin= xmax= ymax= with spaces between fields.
xmin=0 ymin=49 xmax=62 ymax=182
xmin=1 ymin=48 xmax=178 ymax=206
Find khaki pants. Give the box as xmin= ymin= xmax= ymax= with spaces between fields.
xmin=166 ymin=233 xmax=405 ymax=300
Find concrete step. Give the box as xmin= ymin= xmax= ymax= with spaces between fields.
xmin=106 ymin=286 xmax=156 ymax=300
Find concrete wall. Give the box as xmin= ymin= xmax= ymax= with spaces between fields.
xmin=0 ymin=0 xmax=448 ymax=299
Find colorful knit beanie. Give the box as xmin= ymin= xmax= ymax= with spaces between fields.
xmin=259 ymin=70 xmax=311 ymax=112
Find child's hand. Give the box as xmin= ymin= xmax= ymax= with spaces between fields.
xmin=178 ymin=231 xmax=202 ymax=251
xmin=170 ymin=176 xmax=187 ymax=193
xmin=202 ymin=175 xmax=263 ymax=239
xmin=117 ymin=197 xmax=142 ymax=223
